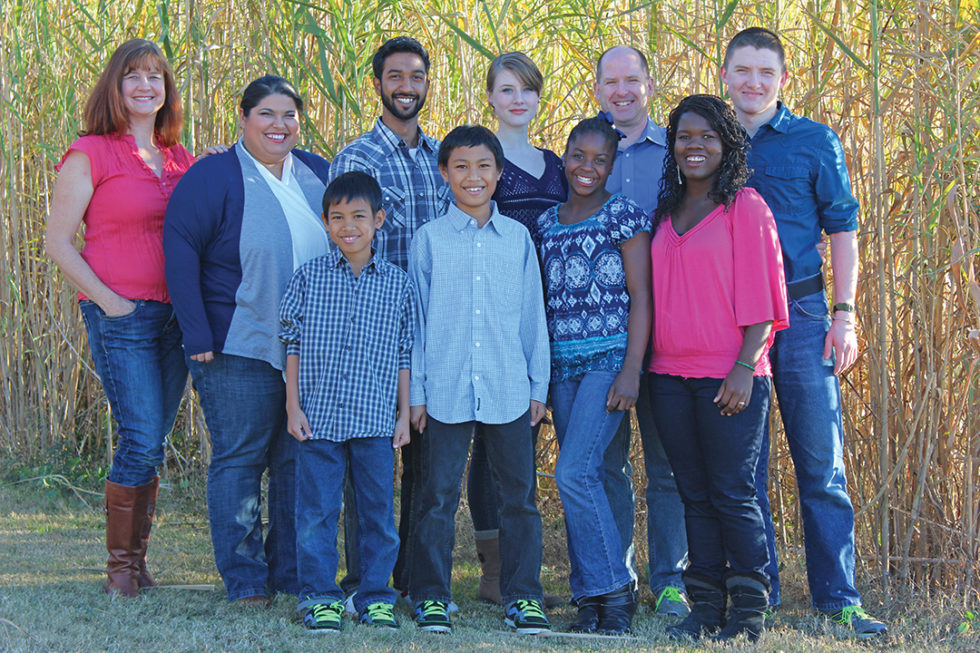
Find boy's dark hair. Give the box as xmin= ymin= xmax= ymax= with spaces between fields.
xmin=723 ymin=27 xmax=785 ymax=70
xmin=653 ymin=94 xmax=749 ymax=228
xmin=372 ymin=36 xmax=430 ymax=79
xmin=437 ymin=125 xmax=504 ymax=170
xmin=565 ymin=116 xmax=620 ymax=157
xmin=321 ymin=171 xmax=383 ymax=215
xmin=241 ymin=75 xmax=304 ymax=115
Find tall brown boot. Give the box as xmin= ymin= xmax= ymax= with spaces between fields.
xmin=104 ymin=480 xmax=143 ymax=598
xmin=475 ymin=536 xmax=503 ymax=604
xmin=134 ymin=476 xmax=159 ymax=588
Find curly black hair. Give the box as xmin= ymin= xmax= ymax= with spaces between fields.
xmin=653 ymin=94 xmax=750 ymax=228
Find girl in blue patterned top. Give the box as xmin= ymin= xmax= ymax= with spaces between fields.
xmin=537 ymin=117 xmax=652 ymax=635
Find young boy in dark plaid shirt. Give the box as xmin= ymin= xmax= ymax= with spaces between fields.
xmin=279 ymin=171 xmax=414 ymax=633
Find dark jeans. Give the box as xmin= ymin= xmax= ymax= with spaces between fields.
xmin=650 ymin=373 xmax=771 ymax=583
xmin=187 ymin=353 xmax=298 ymax=601
xmin=409 ymin=411 xmax=543 ymax=604
xmin=80 ymin=300 xmax=186 ymax=487
xmin=756 ymin=290 xmax=861 ymax=610
xmin=467 ymin=421 xmax=542 ymax=534
xmin=296 ymin=437 xmax=397 ymax=612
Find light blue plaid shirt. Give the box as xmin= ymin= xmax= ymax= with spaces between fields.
xmin=279 ymin=252 xmax=415 ymax=441
xmin=329 ymin=119 xmax=452 ymax=272
xmin=409 ymin=203 xmax=550 ymax=425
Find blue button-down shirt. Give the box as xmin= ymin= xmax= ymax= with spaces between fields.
xmin=605 ymin=116 xmax=667 ymax=216
xmin=329 ymin=119 xmax=452 ymax=272
xmin=745 ymin=103 xmax=859 ymax=284
xmin=408 ymin=203 xmax=550 ymax=425
xmin=279 ymin=252 xmax=415 ymax=441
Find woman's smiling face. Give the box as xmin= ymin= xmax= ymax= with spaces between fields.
xmin=674 ymin=111 xmax=723 ymax=185
xmin=239 ymin=93 xmax=300 ymax=165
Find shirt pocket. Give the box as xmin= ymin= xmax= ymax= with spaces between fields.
xmin=760 ymin=165 xmax=812 ymax=212
xmin=381 ymin=185 xmax=408 ymax=231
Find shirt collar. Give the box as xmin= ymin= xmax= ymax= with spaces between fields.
xmin=372 ymin=118 xmax=438 ymax=155
xmin=446 ymin=201 xmax=506 ymax=236
xmin=635 ymin=116 xmax=667 ymax=147
xmin=332 ymin=249 xmax=386 ymax=275
xmin=761 ymin=102 xmax=792 ymax=134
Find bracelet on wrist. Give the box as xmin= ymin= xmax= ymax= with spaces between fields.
xmin=734 ymin=359 xmax=756 ymax=372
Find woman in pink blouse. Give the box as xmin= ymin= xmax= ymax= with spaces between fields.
xmin=45 ymin=39 xmax=196 ymax=598
xmin=647 ymin=95 xmax=788 ymax=642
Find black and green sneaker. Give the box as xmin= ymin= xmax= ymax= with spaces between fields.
xmin=360 ymin=601 xmax=399 ymax=629
xmin=304 ymin=600 xmax=344 ymax=633
xmin=413 ymin=600 xmax=452 ymax=633
xmin=828 ymin=605 xmax=888 ymax=639
xmin=505 ymin=599 xmax=551 ymax=634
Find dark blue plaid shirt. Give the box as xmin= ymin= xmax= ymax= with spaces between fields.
xmin=329 ymin=119 xmax=452 ymax=272
xmin=279 ymin=251 xmax=415 ymax=441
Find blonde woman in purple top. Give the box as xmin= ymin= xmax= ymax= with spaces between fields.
xmin=467 ymin=52 xmax=567 ymax=607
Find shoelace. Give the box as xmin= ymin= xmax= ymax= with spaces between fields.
xmin=365 ymin=602 xmax=394 ymax=621
xmin=419 ymin=600 xmax=448 ymax=617
xmin=312 ymin=601 xmax=343 ymax=622
xmin=513 ymin=599 xmax=546 ymax=619
xmin=835 ymin=605 xmax=872 ymax=625
xmin=657 ymin=586 xmax=685 ymax=607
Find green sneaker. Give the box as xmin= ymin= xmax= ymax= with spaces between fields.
xmin=304 ymin=601 xmax=344 ymax=633
xmin=828 ymin=605 xmax=888 ymax=639
xmin=414 ymin=600 xmax=452 ymax=633
xmin=655 ymin=586 xmax=692 ymax=617
xmin=360 ymin=601 xmax=399 ymax=629
xmin=505 ymin=599 xmax=551 ymax=634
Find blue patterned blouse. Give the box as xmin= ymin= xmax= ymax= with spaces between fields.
xmin=536 ymin=194 xmax=651 ymax=382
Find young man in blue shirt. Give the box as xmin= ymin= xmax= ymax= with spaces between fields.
xmin=279 ymin=171 xmax=415 ymax=633
xmin=407 ymin=126 xmax=551 ymax=635
xmin=720 ymin=27 xmax=887 ymax=638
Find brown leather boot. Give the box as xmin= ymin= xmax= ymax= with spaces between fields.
xmin=134 ymin=476 xmax=159 ymax=588
xmin=476 ymin=536 xmax=503 ymax=604
xmin=104 ymin=480 xmax=143 ymax=597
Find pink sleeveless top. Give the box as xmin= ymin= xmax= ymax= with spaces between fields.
xmin=56 ymin=133 xmax=195 ymax=302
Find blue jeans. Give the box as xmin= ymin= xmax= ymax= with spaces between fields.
xmin=551 ymin=371 xmax=633 ymax=600
xmin=756 ymin=290 xmax=861 ymax=610
xmin=635 ymin=373 xmax=688 ymax=592
xmin=187 ymin=353 xmax=298 ymax=601
xmin=296 ymin=437 xmax=397 ymax=612
xmin=409 ymin=411 xmax=543 ymax=604
xmin=80 ymin=300 xmax=186 ymax=487
xmin=650 ymin=374 xmax=771 ymax=582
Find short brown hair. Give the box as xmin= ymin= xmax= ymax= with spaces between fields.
xmin=723 ymin=28 xmax=786 ymax=70
xmin=83 ymin=39 xmax=183 ymax=146
xmin=486 ymin=52 xmax=543 ymax=94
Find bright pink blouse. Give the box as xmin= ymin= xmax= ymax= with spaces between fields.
xmin=57 ymin=133 xmax=196 ymax=302
xmin=649 ymin=187 xmax=789 ymax=379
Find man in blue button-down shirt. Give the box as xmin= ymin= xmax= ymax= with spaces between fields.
xmin=328 ymin=36 xmax=451 ymax=602
xmin=720 ymin=27 xmax=886 ymax=638
xmin=593 ymin=45 xmax=690 ymax=617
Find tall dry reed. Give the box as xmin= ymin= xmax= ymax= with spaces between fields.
xmin=1 ymin=0 xmax=977 ymax=598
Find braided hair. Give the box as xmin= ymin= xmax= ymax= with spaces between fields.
xmin=565 ymin=116 xmax=620 ymax=158
xmin=653 ymin=94 xmax=749 ymax=228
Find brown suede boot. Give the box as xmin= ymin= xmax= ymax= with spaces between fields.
xmin=476 ymin=536 xmax=503 ymax=604
xmin=104 ymin=480 xmax=144 ymax=597
xmin=134 ymin=476 xmax=159 ymax=588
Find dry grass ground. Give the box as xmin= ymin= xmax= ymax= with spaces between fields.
xmin=0 ymin=474 xmax=977 ymax=653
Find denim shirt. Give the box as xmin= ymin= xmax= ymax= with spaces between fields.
xmin=329 ymin=119 xmax=452 ymax=272
xmin=744 ymin=103 xmax=859 ymax=284
xmin=604 ymin=116 xmax=667 ymax=216
xmin=409 ymin=203 xmax=550 ymax=425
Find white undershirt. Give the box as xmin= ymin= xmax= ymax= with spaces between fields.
xmin=242 ymin=146 xmax=330 ymax=270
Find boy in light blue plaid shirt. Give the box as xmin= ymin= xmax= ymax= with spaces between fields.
xmin=279 ymin=171 xmax=414 ymax=633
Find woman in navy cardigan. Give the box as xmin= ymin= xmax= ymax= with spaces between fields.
xmin=164 ymin=75 xmax=331 ymax=604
